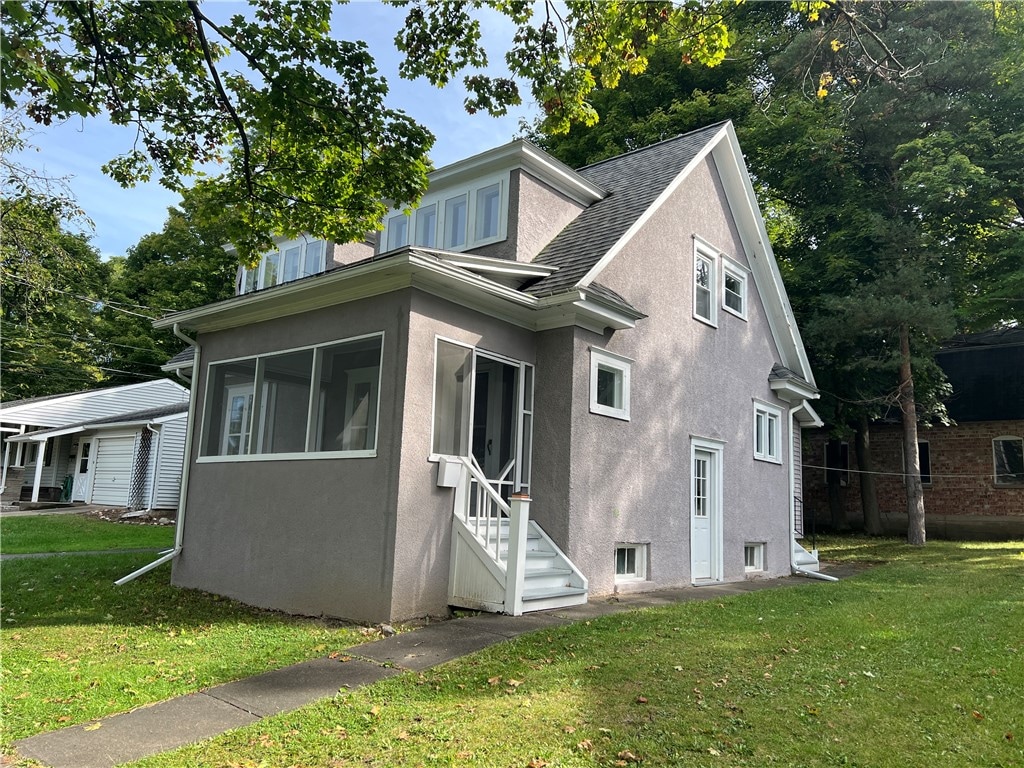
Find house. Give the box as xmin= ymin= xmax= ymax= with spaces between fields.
xmin=802 ymin=328 xmax=1024 ymax=539
xmin=150 ymin=122 xmax=824 ymax=624
xmin=0 ymin=380 xmax=190 ymax=511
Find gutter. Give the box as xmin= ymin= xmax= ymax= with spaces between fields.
xmin=116 ymin=323 xmax=198 ymax=585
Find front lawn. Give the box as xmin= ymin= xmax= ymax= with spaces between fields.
xmin=127 ymin=537 xmax=1023 ymax=768
xmin=1 ymin=513 xmax=175 ymax=554
xmin=1 ymin=552 xmax=368 ymax=751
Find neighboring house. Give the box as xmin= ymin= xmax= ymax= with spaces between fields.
xmin=153 ymin=122 xmax=823 ymax=624
xmin=0 ymin=380 xmax=190 ymax=510
xmin=803 ymin=328 xmax=1024 ymax=539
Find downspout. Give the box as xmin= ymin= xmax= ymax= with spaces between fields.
xmin=116 ymin=323 xmax=198 ymax=585
xmin=788 ymin=403 xmax=838 ymax=583
xmin=145 ymin=424 xmax=161 ymax=511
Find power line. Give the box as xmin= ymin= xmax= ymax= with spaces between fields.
xmin=1 ymin=344 xmax=172 ymax=372
xmin=802 ymin=462 xmax=1000 ymax=480
xmin=4 ymin=324 xmax=176 ymax=355
xmin=3 ymin=276 xmax=170 ymax=318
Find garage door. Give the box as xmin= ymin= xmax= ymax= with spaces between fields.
xmin=90 ymin=435 xmax=136 ymax=506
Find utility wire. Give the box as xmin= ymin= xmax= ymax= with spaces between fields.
xmin=802 ymin=462 xmax=1006 ymax=480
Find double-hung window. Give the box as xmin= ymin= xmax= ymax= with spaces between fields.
xmin=753 ymin=402 xmax=782 ymax=463
xmin=201 ymin=334 xmax=383 ymax=460
xmin=993 ymin=436 xmax=1024 ymax=485
xmin=590 ymin=348 xmax=632 ymax=421
xmin=693 ymin=246 xmax=716 ymax=325
xmin=722 ymin=260 xmax=747 ymax=319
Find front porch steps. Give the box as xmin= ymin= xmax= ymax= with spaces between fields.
xmin=477 ymin=519 xmax=588 ymax=613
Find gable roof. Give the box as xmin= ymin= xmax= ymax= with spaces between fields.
xmin=0 ymin=379 xmax=189 ymax=429
xmin=8 ymin=402 xmax=189 ymax=442
xmin=527 ymin=123 xmax=727 ymax=296
xmin=529 ymin=121 xmax=815 ymax=389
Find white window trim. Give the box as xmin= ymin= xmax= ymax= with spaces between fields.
xmin=753 ymin=400 xmax=783 ymax=464
xmin=382 ymin=172 xmax=509 ymax=254
xmin=614 ymin=543 xmax=648 ymax=583
xmin=993 ymin=435 xmax=1024 ymax=486
xmin=721 ymin=257 xmax=749 ymax=320
xmin=198 ymin=332 xmax=384 ymax=463
xmin=240 ymin=237 xmax=327 ymax=294
xmin=589 ymin=347 xmax=632 ymax=421
xmin=744 ymin=543 xmax=765 ymax=572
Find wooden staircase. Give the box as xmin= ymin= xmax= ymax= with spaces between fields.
xmin=445 ymin=456 xmax=587 ymax=615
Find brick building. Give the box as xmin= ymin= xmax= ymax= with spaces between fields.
xmin=803 ymin=328 xmax=1024 ymax=540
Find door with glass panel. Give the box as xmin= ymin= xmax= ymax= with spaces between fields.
xmin=433 ymin=340 xmax=534 ymax=500
xmin=690 ymin=442 xmax=722 ymax=581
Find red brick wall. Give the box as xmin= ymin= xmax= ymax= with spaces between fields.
xmin=803 ymin=420 xmax=1024 ymax=534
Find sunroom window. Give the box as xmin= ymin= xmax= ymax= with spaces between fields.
xmin=444 ymin=194 xmax=468 ymax=249
xmin=415 ymin=204 xmax=437 ymax=247
xmin=476 ymin=183 xmax=501 ymax=240
xmin=201 ymin=334 xmax=383 ymax=459
xmin=387 ymin=214 xmax=409 ymax=251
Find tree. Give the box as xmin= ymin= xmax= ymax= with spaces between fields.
xmin=2 ymin=0 xmax=744 ymax=262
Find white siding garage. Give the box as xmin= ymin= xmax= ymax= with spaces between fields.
xmin=89 ymin=435 xmax=137 ymax=506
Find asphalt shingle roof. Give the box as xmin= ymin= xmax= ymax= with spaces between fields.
xmin=526 ymin=123 xmax=727 ymax=297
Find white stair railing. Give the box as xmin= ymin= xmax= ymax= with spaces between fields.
xmin=458 ymin=455 xmax=512 ymax=564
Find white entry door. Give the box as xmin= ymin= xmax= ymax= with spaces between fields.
xmin=691 ymin=440 xmax=723 ymax=582
xmin=72 ymin=438 xmax=96 ymax=501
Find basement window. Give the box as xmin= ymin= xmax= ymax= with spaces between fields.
xmin=744 ymin=543 xmax=765 ymax=572
xmin=615 ymin=544 xmax=647 ymax=582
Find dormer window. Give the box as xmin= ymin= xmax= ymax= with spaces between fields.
xmin=240 ymin=238 xmax=326 ymax=294
xmin=387 ymin=214 xmax=409 ymax=251
xmin=415 ymin=204 xmax=437 ymax=247
xmin=381 ymin=174 xmax=508 ymax=254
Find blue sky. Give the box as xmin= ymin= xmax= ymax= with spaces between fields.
xmin=15 ymin=1 xmax=537 ymax=259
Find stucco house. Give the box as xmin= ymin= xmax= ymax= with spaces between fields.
xmin=1 ymin=380 xmax=190 ymax=510
xmin=150 ymin=121 xmax=823 ymax=623
xmin=803 ymin=327 xmax=1024 ymax=539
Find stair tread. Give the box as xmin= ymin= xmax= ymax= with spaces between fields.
xmin=523 ymin=585 xmax=587 ymax=600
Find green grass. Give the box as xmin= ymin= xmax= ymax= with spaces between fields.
xmin=1 ymin=513 xmax=175 ymax=554
xmin=123 ymin=537 xmax=1023 ymax=768
xmin=0 ymin=552 xmax=369 ymax=751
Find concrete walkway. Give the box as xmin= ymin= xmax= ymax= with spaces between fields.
xmin=12 ymin=567 xmax=857 ymax=768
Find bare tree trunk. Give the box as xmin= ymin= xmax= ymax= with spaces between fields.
xmin=899 ymin=323 xmax=926 ymax=545
xmin=855 ymin=416 xmax=883 ymax=535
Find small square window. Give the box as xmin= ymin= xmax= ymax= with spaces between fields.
xmin=744 ymin=543 xmax=765 ymax=572
xmin=590 ymin=348 xmax=631 ymax=421
xmin=615 ymin=544 xmax=647 ymax=582
xmin=754 ymin=403 xmax=782 ymax=463
xmin=723 ymin=263 xmax=747 ymax=319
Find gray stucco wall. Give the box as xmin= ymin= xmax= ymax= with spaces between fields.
xmin=562 ymin=155 xmax=793 ymax=596
xmin=171 ymin=292 xmax=411 ymax=623
xmin=389 ymin=291 xmax=539 ymax=620
xmin=470 ymin=170 xmax=585 ymax=263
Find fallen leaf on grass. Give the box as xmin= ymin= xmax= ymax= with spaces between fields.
xmin=83 ymin=722 xmax=102 ymax=731
xmin=636 ymin=696 xmax=648 ymax=704
xmin=972 ymin=711 xmax=984 ymax=720
xmin=507 ymin=679 xmax=524 ymax=688
xmin=562 ymin=725 xmax=576 ymax=733
xmin=576 ymin=740 xmax=593 ymax=751
xmin=488 ymin=676 xmax=502 ymax=686
xmin=617 ymin=749 xmax=641 ymax=762
xmin=526 ymin=758 xmax=548 ymax=768
xmin=369 ymin=705 xmax=380 ymax=717
xmin=708 ymin=747 xmax=721 ymax=756
xmin=396 ymin=730 xmax=409 ymax=741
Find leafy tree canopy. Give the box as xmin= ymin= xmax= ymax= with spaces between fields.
xmin=2 ymin=0 xmax=749 ymax=262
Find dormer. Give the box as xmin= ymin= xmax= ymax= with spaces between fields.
xmin=236 ymin=235 xmax=375 ymax=295
xmin=379 ymin=139 xmax=606 ymax=263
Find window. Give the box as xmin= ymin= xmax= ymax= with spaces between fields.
xmin=615 ymin=544 xmax=647 ymax=582
xmin=431 ymin=340 xmax=474 ymax=456
xmin=589 ymin=348 xmax=631 ymax=421
xmin=993 ymin=436 xmax=1024 ymax=485
xmin=753 ymin=403 xmax=782 ymax=463
xmin=693 ymin=249 xmax=716 ymax=325
xmin=744 ymin=543 xmax=765 ymax=572
xmin=201 ymin=334 xmax=383 ymax=459
xmin=415 ymin=204 xmax=437 ymax=247
xmin=722 ymin=262 xmax=747 ymax=318
xmin=475 ymin=183 xmax=501 ymax=240
xmin=825 ymin=440 xmax=850 ymax=486
xmin=444 ymin=194 xmax=468 ymax=249
xmin=240 ymin=238 xmax=327 ymax=294
xmin=903 ymin=441 xmax=931 ymax=486
xmin=386 ymin=214 xmax=409 ymax=251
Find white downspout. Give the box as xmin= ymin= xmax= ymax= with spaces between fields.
xmin=788 ymin=404 xmax=838 ymax=583
xmin=116 ymin=323 xmax=198 ymax=585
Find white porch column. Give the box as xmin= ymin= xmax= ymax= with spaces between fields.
xmin=30 ymin=438 xmax=47 ymax=503
xmin=505 ymin=493 xmax=531 ymax=617
xmin=1 ymin=439 xmax=11 ymax=493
